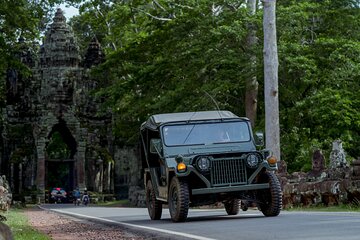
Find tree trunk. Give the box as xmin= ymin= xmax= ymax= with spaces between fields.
xmin=245 ymin=0 xmax=258 ymax=127
xmin=19 ymin=163 xmax=22 ymax=193
xmin=262 ymin=0 xmax=281 ymax=162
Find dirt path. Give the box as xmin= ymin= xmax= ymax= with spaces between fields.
xmin=25 ymin=207 xmax=145 ymax=240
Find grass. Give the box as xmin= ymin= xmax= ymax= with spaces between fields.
xmin=284 ymin=204 xmax=360 ymax=212
xmin=3 ymin=208 xmax=50 ymax=240
xmin=95 ymin=199 xmax=131 ymax=207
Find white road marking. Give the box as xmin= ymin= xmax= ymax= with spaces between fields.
xmin=41 ymin=207 xmax=217 ymax=240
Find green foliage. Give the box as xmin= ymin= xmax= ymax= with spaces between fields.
xmin=90 ymin=1 xmax=253 ymax=143
xmin=278 ymin=0 xmax=360 ymax=171
xmin=95 ymin=146 xmax=114 ymax=164
xmin=46 ymin=132 xmax=71 ymax=159
xmin=73 ymin=0 xmax=360 ymax=172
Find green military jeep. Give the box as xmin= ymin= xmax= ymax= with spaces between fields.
xmin=140 ymin=111 xmax=282 ymax=222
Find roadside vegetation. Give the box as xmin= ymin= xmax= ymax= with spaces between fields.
xmin=4 ymin=207 xmax=50 ymax=240
xmin=95 ymin=199 xmax=131 ymax=207
xmin=285 ymin=204 xmax=360 ymax=212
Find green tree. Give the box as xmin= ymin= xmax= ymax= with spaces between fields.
xmin=71 ymin=0 xmax=360 ymax=173
xmin=90 ymin=1 xmax=253 ymax=143
xmin=277 ymin=0 xmax=360 ymax=171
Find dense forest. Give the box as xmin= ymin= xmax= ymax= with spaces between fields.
xmin=1 ymin=0 xmax=359 ymax=173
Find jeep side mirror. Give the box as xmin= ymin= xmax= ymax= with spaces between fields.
xmin=150 ymin=138 xmax=162 ymax=155
xmin=255 ymin=131 xmax=264 ymax=146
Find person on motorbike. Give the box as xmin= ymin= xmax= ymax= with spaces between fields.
xmin=82 ymin=189 xmax=90 ymax=206
xmin=73 ymin=188 xmax=81 ymax=206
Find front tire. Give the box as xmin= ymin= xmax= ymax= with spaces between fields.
xmin=168 ymin=177 xmax=189 ymax=222
xmin=224 ymin=199 xmax=240 ymax=215
xmin=146 ymin=180 xmax=163 ymax=220
xmin=257 ymin=172 xmax=282 ymax=217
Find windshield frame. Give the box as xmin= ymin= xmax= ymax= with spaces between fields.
xmin=161 ymin=120 xmax=252 ymax=147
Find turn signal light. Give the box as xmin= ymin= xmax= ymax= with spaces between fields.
xmin=177 ymin=162 xmax=187 ymax=172
xmin=267 ymin=156 xmax=277 ymax=165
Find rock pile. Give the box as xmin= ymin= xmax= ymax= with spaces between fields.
xmin=0 ymin=175 xmax=13 ymax=239
xmin=0 ymin=176 xmax=12 ymax=216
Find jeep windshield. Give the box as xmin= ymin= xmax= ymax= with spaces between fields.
xmin=162 ymin=121 xmax=250 ymax=146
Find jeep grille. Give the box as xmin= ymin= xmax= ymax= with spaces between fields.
xmin=210 ymin=157 xmax=247 ymax=186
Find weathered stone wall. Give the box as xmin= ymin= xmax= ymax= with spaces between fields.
xmin=114 ymin=146 xmax=142 ymax=200
xmin=281 ymin=141 xmax=360 ymax=208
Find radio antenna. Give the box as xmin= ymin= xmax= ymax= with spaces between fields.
xmin=203 ymin=90 xmax=222 ymax=120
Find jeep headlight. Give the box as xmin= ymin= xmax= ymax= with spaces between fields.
xmin=246 ymin=153 xmax=260 ymax=168
xmin=197 ymin=157 xmax=210 ymax=171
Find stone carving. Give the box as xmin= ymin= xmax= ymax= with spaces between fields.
xmin=282 ymin=140 xmax=360 ymax=208
xmin=312 ymin=149 xmax=325 ymax=172
xmin=350 ymin=158 xmax=360 ymax=180
xmin=329 ymin=139 xmax=347 ymax=169
xmin=0 ymin=176 xmax=12 ymax=221
xmin=39 ymin=9 xmax=80 ymax=69
xmin=307 ymin=150 xmax=327 ymax=180
xmin=39 ymin=8 xmax=80 ymax=106
xmin=328 ymin=140 xmax=349 ymax=180
xmin=277 ymin=160 xmax=288 ymax=176
xmin=83 ymin=37 xmax=104 ymax=68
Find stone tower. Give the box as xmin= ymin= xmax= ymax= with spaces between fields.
xmin=1 ymin=9 xmax=142 ymax=202
xmin=1 ymin=9 xmax=115 ymax=200
xmin=34 ymin=8 xmax=85 ymax=193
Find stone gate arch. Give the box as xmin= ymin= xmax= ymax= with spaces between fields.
xmin=34 ymin=112 xmax=87 ymax=198
xmin=45 ymin=119 xmax=77 ymax=191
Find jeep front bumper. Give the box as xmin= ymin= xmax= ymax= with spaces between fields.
xmin=192 ymin=183 xmax=270 ymax=195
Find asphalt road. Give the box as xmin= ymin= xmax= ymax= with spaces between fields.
xmin=41 ymin=204 xmax=360 ymax=240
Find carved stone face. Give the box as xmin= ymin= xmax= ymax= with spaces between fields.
xmin=312 ymin=149 xmax=325 ymax=171
xmin=332 ymin=139 xmax=343 ymax=151
xmin=55 ymin=77 xmax=73 ymax=103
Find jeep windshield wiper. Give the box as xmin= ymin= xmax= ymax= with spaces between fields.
xmin=182 ymin=124 xmax=196 ymax=144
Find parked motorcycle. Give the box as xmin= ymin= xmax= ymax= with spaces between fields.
xmin=82 ymin=194 xmax=89 ymax=206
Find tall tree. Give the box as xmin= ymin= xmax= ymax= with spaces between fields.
xmin=245 ymin=0 xmax=258 ymax=127
xmin=262 ymin=0 xmax=281 ymax=164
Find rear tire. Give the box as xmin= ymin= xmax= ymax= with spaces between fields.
xmin=241 ymin=200 xmax=249 ymax=211
xmin=146 ymin=180 xmax=163 ymax=220
xmin=168 ymin=177 xmax=189 ymax=222
xmin=256 ymin=172 xmax=282 ymax=217
xmin=224 ymin=199 xmax=240 ymax=215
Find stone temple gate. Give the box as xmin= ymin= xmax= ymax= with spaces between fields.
xmin=0 ymin=9 xmax=142 ymax=201
xmin=34 ymin=8 xmax=88 ymax=193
